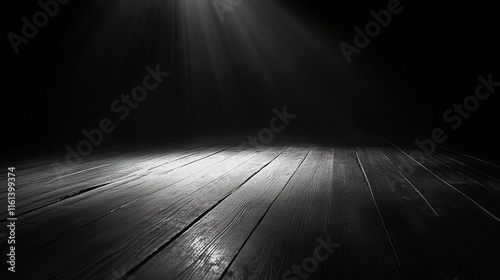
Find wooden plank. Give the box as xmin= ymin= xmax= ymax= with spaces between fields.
xmin=319 ymin=143 xmax=403 ymax=279
xmin=1 ymin=136 xmax=251 ymax=243
xmin=431 ymin=152 xmax=500 ymax=199
xmin=11 ymin=134 xmax=294 ymax=279
xmin=377 ymin=142 xmax=500 ymax=279
xmin=130 ymin=141 xmax=313 ymax=279
xmin=224 ymin=144 xmax=339 ymax=280
xmin=6 ymin=131 xmax=294 ymax=243
xmin=375 ymin=139 xmax=500 ymax=219
xmin=440 ymin=144 xmax=500 ymax=168
xmin=11 ymin=132 xmax=279 ymax=239
xmin=223 ymin=133 xmax=402 ymax=280
xmin=3 ymin=133 xmax=247 ymax=191
xmin=6 ymin=130 xmax=499 ymax=279
xmin=357 ymin=147 xmax=455 ymax=279
xmin=0 ymin=133 xmax=247 ymax=221
xmin=436 ymin=146 xmax=500 ymax=182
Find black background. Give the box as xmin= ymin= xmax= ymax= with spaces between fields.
xmin=2 ymin=0 xmax=499 ymax=155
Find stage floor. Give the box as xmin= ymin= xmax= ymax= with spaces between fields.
xmin=2 ymin=130 xmax=500 ymax=279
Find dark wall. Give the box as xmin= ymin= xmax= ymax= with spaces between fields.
xmin=3 ymin=0 xmax=499 ymax=153
xmin=282 ymin=0 xmax=500 ymax=151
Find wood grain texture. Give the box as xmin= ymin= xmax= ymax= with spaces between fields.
xmin=133 ymin=141 xmax=313 ymax=280
xmin=2 ymin=131 xmax=500 ymax=280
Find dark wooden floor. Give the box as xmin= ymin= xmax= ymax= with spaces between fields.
xmin=2 ymin=130 xmax=500 ymax=280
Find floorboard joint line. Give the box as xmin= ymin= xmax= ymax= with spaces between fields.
xmin=125 ymin=147 xmax=290 ymax=278
xmin=440 ymin=145 xmax=500 ymax=169
xmin=432 ymin=158 xmax=485 ymax=187
xmin=436 ymin=152 xmax=500 ymax=183
xmin=49 ymin=135 xmax=245 ymax=183
xmin=17 ymin=142 xmax=287 ymax=258
xmin=218 ymin=144 xmax=314 ymax=280
xmin=16 ymin=150 xmax=265 ymax=258
xmin=21 ymin=136 xmax=294 ymax=260
xmin=378 ymin=150 xmax=440 ymax=217
xmin=379 ymin=136 xmax=500 ymax=223
xmin=13 ymin=141 xmax=246 ymax=224
xmin=52 ymin=163 xmax=115 ymax=181
xmin=1 ymin=182 xmax=113 ymax=222
xmin=145 ymin=141 xmax=243 ymax=172
xmin=356 ymin=150 xmax=406 ymax=280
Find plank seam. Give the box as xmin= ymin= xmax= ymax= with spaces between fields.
xmin=0 ymin=182 xmax=112 ymax=222
xmin=436 ymin=152 xmax=500 ymax=184
xmin=377 ymin=149 xmax=440 ymax=217
xmin=355 ymin=150 xmax=406 ymax=280
xmin=439 ymin=145 xmax=500 ymax=169
xmin=379 ymin=137 xmax=500 ymax=224
xmin=218 ymin=144 xmax=314 ymax=280
xmin=124 ymin=146 xmax=290 ymax=278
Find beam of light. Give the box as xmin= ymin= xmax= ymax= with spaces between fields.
xmin=56 ymin=0 xmax=385 ymax=129
xmin=174 ymin=0 xmax=368 ymax=126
